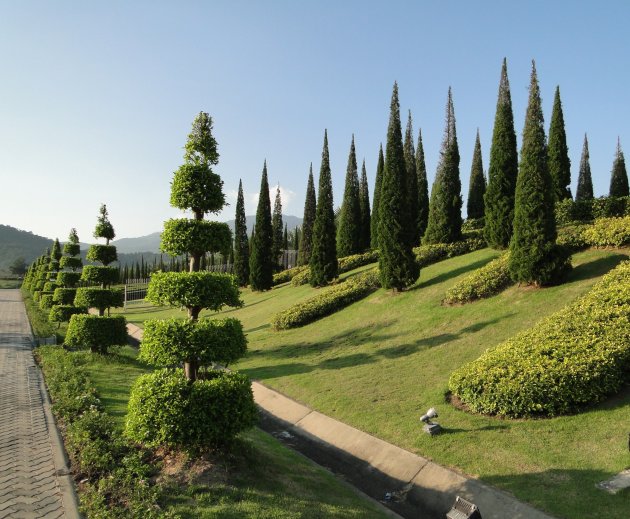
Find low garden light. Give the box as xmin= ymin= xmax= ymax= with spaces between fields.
xmin=420 ymin=407 xmax=442 ymax=435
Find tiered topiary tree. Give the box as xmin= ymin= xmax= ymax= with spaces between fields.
xmin=484 ymin=58 xmax=519 ymax=249
xmin=249 ymin=162 xmax=274 ymax=290
xmin=39 ymin=240 xmax=62 ymax=311
xmin=508 ymin=62 xmax=571 ymax=286
xmin=358 ymin=159 xmax=371 ymax=251
xmin=575 ymin=134 xmax=594 ymax=201
xmin=547 ymin=86 xmax=572 ymax=201
xmin=233 ymin=179 xmax=250 ymax=286
xmin=310 ymin=130 xmax=338 ymax=286
xmin=370 ymin=144 xmax=385 ymax=249
xmin=297 ymin=164 xmax=316 ymax=266
xmin=404 ymin=111 xmax=420 ymax=246
xmin=423 ymin=87 xmax=463 ymax=244
xmin=416 ymin=129 xmax=430 ymax=240
xmin=65 ymin=205 xmax=127 ymax=353
xmin=337 ymin=135 xmax=361 ymax=257
xmin=30 ymin=249 xmax=51 ymax=301
xmin=609 ymin=138 xmax=629 ymax=198
xmin=378 ymin=82 xmax=419 ymax=290
xmin=49 ymin=228 xmax=87 ymax=325
xmin=466 ymin=130 xmax=486 ymax=220
xmin=125 ymin=111 xmax=256 ymax=451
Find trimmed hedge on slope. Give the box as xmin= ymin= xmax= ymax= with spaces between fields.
xmin=290 ymin=251 xmax=379 ymax=287
xmin=448 ymin=260 xmax=630 ymax=417
xmin=272 ymin=269 xmax=381 ymax=330
xmin=443 ymin=253 xmax=511 ymax=304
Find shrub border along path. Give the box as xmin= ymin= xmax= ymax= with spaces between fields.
xmin=0 ymin=289 xmax=80 ymax=519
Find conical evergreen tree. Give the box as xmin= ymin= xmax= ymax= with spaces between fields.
xmin=416 ymin=129 xmax=429 ymax=239
xmin=575 ymin=134 xmax=594 ymax=200
xmin=358 ymin=159 xmax=371 ymax=251
xmin=310 ymin=130 xmax=338 ymax=286
xmin=378 ymin=83 xmax=419 ymax=290
xmin=609 ymin=138 xmax=629 ymax=197
xmin=548 ymin=86 xmax=572 ymax=201
xmin=297 ymin=164 xmax=316 ymax=266
xmin=467 ymin=130 xmax=486 ymax=219
xmin=509 ymin=62 xmax=568 ymax=286
xmin=283 ymin=223 xmax=288 ymax=250
xmin=370 ymin=145 xmax=385 ymax=249
xmin=271 ymin=185 xmax=284 ymax=270
xmin=484 ymin=58 xmax=519 ymax=249
xmin=423 ymin=87 xmax=462 ymax=244
xmin=249 ymin=162 xmax=274 ymax=290
xmin=336 ymin=135 xmax=362 ymax=257
xmin=404 ymin=112 xmax=420 ymax=246
xmin=233 ymin=179 xmax=249 ymax=286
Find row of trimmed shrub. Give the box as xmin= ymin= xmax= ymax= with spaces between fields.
xmin=290 ymin=250 xmax=379 ymax=287
xmin=35 ymin=346 xmax=163 ymax=518
xmin=557 ymin=216 xmax=630 ymax=250
xmin=413 ymin=235 xmax=486 ymax=267
xmin=443 ymin=253 xmax=511 ymax=305
xmin=272 ymin=269 xmax=381 ymax=330
xmin=555 ymin=196 xmax=630 ymax=225
xmin=273 ymin=265 xmax=308 ymax=286
xmin=448 ymin=260 xmax=630 ymax=417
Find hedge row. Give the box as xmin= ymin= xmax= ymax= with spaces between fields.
xmin=555 ymin=196 xmax=630 ymax=225
xmin=272 ymin=269 xmax=381 ymax=330
xmin=35 ymin=346 xmax=161 ymax=518
xmin=582 ymin=216 xmax=630 ymax=247
xmin=448 ymin=260 xmax=630 ymax=417
xmin=290 ymin=250 xmax=380 ymax=287
xmin=443 ymin=253 xmax=511 ymax=304
xmin=413 ymin=235 xmax=486 ymax=268
xmin=273 ymin=265 xmax=309 ymax=286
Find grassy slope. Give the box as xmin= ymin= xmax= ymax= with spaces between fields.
xmin=120 ymin=247 xmax=630 ymax=519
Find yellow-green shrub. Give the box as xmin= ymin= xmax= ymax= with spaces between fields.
xmin=273 ymin=265 xmax=308 ymax=286
xmin=449 ymin=261 xmax=630 ymax=417
xmin=582 ymin=216 xmax=630 ymax=247
xmin=273 ymin=269 xmax=380 ymax=330
xmin=443 ymin=253 xmax=511 ymax=304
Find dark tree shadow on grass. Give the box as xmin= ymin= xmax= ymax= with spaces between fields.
xmin=411 ymin=257 xmax=497 ymax=291
xmin=566 ymin=252 xmax=628 ymax=284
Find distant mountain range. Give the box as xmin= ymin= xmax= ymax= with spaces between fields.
xmin=0 ymin=215 xmax=303 ymax=271
xmin=112 ymin=215 xmax=302 ymax=254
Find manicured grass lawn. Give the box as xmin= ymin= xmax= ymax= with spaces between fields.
xmin=121 ymin=247 xmax=630 ymax=519
xmin=82 ymin=347 xmax=390 ymax=518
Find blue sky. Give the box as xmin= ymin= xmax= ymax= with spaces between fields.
xmin=1 ymin=1 xmax=629 ymax=241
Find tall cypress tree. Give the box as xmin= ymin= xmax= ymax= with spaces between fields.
xmin=423 ymin=87 xmax=462 ymax=244
xmin=509 ymin=62 xmax=568 ymax=286
xmin=378 ymin=83 xmax=419 ymax=290
xmin=404 ymin=111 xmax=420 ymax=246
xmin=249 ymin=162 xmax=274 ymax=290
xmin=370 ymin=145 xmax=385 ymax=249
xmin=271 ymin=185 xmax=284 ymax=270
xmin=310 ymin=130 xmax=338 ymax=286
xmin=233 ymin=179 xmax=249 ymax=286
xmin=337 ymin=135 xmax=361 ymax=257
xmin=283 ymin=223 xmax=288 ymax=250
xmin=484 ymin=58 xmax=519 ymax=249
xmin=467 ymin=130 xmax=486 ymax=219
xmin=575 ymin=134 xmax=594 ymax=200
xmin=358 ymin=159 xmax=371 ymax=251
xmin=297 ymin=164 xmax=316 ymax=266
xmin=609 ymin=138 xmax=630 ymax=197
xmin=416 ymin=128 xmax=429 ymax=239
xmin=548 ymin=86 xmax=572 ymax=201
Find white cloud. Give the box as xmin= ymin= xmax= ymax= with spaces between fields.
xmin=246 ymin=185 xmax=296 ymax=215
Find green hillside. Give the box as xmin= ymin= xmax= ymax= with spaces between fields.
xmin=0 ymin=224 xmax=53 ymax=271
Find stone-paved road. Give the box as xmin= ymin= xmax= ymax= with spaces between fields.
xmin=0 ymin=290 xmax=79 ymax=518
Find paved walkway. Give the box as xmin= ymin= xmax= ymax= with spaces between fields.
xmin=128 ymin=322 xmax=554 ymax=519
xmin=0 ymin=290 xmax=79 ymax=519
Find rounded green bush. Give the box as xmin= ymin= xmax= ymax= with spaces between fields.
xmin=161 ymin=218 xmax=232 ymax=256
xmin=53 ymin=288 xmax=77 ymax=305
xmin=39 ymin=294 xmax=55 ymax=310
xmin=59 ymin=256 xmax=83 ymax=270
xmin=81 ymin=265 xmax=119 ymax=287
xmin=65 ymin=314 xmax=128 ymax=353
xmin=86 ymin=245 xmax=118 ymax=266
xmin=74 ymin=288 xmax=124 ymax=312
xmin=49 ymin=305 xmax=87 ymax=323
xmin=170 ymin=163 xmax=225 ymax=215
xmin=449 ymin=261 xmax=630 ymax=417
xmin=56 ymin=271 xmax=81 ymax=288
xmin=125 ymin=368 xmax=256 ymax=450
xmin=43 ymin=281 xmax=59 ymax=292
xmin=62 ymin=242 xmax=81 ymax=256
xmin=140 ymin=317 xmax=247 ymax=367
xmin=146 ymin=271 xmax=241 ymax=312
